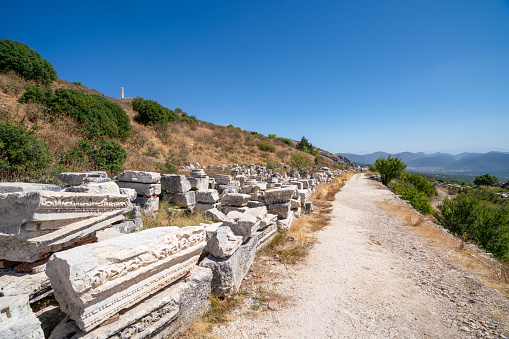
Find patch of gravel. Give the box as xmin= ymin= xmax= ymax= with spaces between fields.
xmin=213 ymin=174 xmax=509 ymax=339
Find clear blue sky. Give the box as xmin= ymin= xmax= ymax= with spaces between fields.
xmin=2 ymin=1 xmax=508 ymax=154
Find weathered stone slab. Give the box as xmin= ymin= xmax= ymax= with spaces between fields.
xmin=288 ymin=181 xmax=304 ymax=189
xmin=190 ymin=168 xmax=207 ymax=178
xmin=0 ymin=294 xmax=44 ymax=339
xmin=64 ymin=181 xmax=120 ymax=195
xmin=298 ymin=189 xmax=311 ymax=205
xmin=220 ymin=193 xmax=250 ymax=207
xmin=216 ymin=174 xmax=232 ymax=185
xmin=134 ymin=196 xmax=160 ymax=214
xmin=255 ymin=223 xmax=277 ymax=250
xmin=290 ymin=199 xmax=301 ymax=209
xmin=161 ymin=175 xmax=191 ymax=194
xmin=207 ymin=226 xmax=243 ymax=258
xmin=204 ymin=208 xmax=226 ymax=222
xmin=0 ymin=191 xmax=131 ymax=262
xmin=60 ymin=172 xmax=109 ymax=186
xmin=116 ymin=181 xmax=161 ymax=196
xmin=0 ymin=182 xmax=61 ymax=193
xmin=268 ymin=202 xmax=291 ymax=219
xmin=218 ymin=205 xmax=249 ymax=215
xmin=264 ymin=187 xmax=296 ymax=204
xmin=277 ymin=212 xmax=295 ymax=231
xmin=244 ymin=206 xmax=267 ymax=221
xmin=188 ymin=177 xmax=208 ymax=191
xmin=48 ymin=266 xmax=212 ymax=339
xmin=200 ymin=234 xmax=258 ymax=297
xmin=119 ymin=187 xmax=137 ymax=202
xmin=162 ymin=191 xmax=196 ymax=208
xmin=304 ymin=201 xmax=314 ymax=214
xmin=195 ymin=189 xmax=220 ymax=204
xmin=223 ymin=211 xmax=259 ymax=242
xmin=116 ymin=171 xmax=161 ymax=184
xmin=259 ymin=213 xmax=277 ymax=230
xmin=195 ymin=202 xmax=220 ymax=214
xmin=46 ymin=226 xmax=206 ymax=332
xmin=247 ymin=200 xmax=264 ymax=208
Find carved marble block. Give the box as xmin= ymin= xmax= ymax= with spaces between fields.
xmin=46 ymin=226 xmax=206 ymax=332
xmin=0 ymin=191 xmax=132 ymax=262
xmin=264 ymin=187 xmax=296 ymax=204
xmin=0 ymin=294 xmax=44 ymax=339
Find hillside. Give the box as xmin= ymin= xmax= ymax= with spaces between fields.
xmin=0 ymin=71 xmax=349 ymax=181
xmin=338 ymin=151 xmax=509 ymax=181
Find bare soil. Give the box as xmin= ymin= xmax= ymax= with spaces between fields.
xmin=213 ymin=174 xmax=509 ymax=338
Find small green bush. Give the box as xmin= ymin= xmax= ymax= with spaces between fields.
xmin=132 ymin=97 xmax=196 ymax=126
xmin=404 ymin=173 xmax=436 ymax=197
xmin=0 ymin=39 xmax=57 ymax=85
xmin=258 ymin=141 xmax=275 ymax=152
xmin=277 ymin=137 xmax=294 ymax=147
xmin=266 ymin=160 xmax=275 ymax=171
xmin=436 ymin=190 xmax=509 ymax=260
xmin=391 ymin=182 xmax=433 ymax=214
xmin=0 ymin=122 xmax=53 ymax=171
xmin=64 ymin=139 xmax=127 ymax=173
xmin=268 ymin=134 xmax=276 ymax=139
xmin=19 ymin=87 xmax=131 ymax=139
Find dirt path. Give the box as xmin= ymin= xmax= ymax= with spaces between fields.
xmin=213 ymin=174 xmax=509 ymax=338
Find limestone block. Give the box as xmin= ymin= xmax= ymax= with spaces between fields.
xmin=207 ymin=226 xmax=243 ymax=258
xmin=304 ymin=201 xmax=314 ymax=214
xmin=290 ymin=199 xmax=301 ymax=210
xmin=247 ymin=200 xmax=264 ymax=208
xmin=220 ymin=193 xmax=250 ymax=207
xmin=0 ymin=294 xmax=44 ymax=339
xmin=116 ymin=181 xmax=161 ymax=196
xmin=204 ymin=208 xmax=227 ymax=222
xmin=190 ymin=168 xmax=207 ymax=178
xmin=264 ymin=187 xmax=296 ymax=204
xmin=223 ymin=211 xmax=259 ymax=242
xmin=116 ymin=171 xmax=161 ymax=184
xmin=60 ymin=172 xmax=109 ymax=186
xmin=259 ymin=213 xmax=277 ymax=230
xmin=216 ymin=174 xmax=232 ymax=185
xmin=268 ymin=202 xmax=291 ymax=219
xmin=0 ymin=191 xmax=131 ymax=262
xmin=134 ymin=196 xmax=160 ymax=213
xmin=188 ymin=177 xmax=209 ymax=191
xmin=255 ymin=223 xmax=277 ymax=250
xmin=200 ymin=234 xmax=258 ymax=297
xmin=163 ymin=191 xmax=196 ymax=208
xmin=119 ymin=187 xmax=137 ymax=202
xmin=277 ymin=212 xmax=295 ymax=231
xmin=218 ymin=205 xmax=249 ymax=215
xmin=203 ymin=222 xmax=222 ymax=239
xmin=195 ymin=202 xmax=220 ymax=214
xmin=289 ymin=181 xmax=304 ymax=190
xmin=244 ymin=206 xmax=268 ymax=221
xmin=161 ymin=174 xmax=191 ymax=194
xmin=64 ymin=181 xmax=120 ymax=195
xmin=0 ymin=182 xmax=61 ymax=193
xmin=46 ymin=226 xmax=207 ymax=332
xmin=48 ymin=266 xmax=212 ymax=339
xmin=298 ymin=189 xmax=311 ymax=205
xmin=195 ymin=189 xmax=220 ymax=204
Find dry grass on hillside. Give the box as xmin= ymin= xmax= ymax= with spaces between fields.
xmin=381 ymin=200 xmax=509 ymax=296
xmin=0 ymin=73 xmax=335 ymax=175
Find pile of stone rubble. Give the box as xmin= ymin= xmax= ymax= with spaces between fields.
xmin=0 ymin=165 xmax=343 ymax=338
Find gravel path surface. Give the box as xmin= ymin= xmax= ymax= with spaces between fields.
xmin=213 ymin=174 xmax=509 ymax=339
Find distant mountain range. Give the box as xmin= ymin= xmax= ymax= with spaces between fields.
xmin=337 ymin=151 xmax=509 ymax=181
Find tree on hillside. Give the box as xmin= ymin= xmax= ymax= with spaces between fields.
xmin=371 ymin=155 xmax=407 ymax=186
xmin=473 ymin=174 xmax=498 ymax=186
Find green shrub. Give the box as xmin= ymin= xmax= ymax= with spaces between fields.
xmin=226 ymin=124 xmax=240 ymax=130
xmin=0 ymin=122 xmax=53 ymax=171
xmin=19 ymin=87 xmax=131 ymax=139
xmin=474 ymin=174 xmax=498 ymax=186
xmin=0 ymin=39 xmax=57 ymax=84
xmin=64 ymin=139 xmax=127 ymax=173
xmin=268 ymin=134 xmax=276 ymax=139
xmin=391 ymin=182 xmax=433 ymax=214
xmin=258 ymin=141 xmax=275 ymax=152
xmin=436 ymin=191 xmax=509 ymax=260
xmin=404 ymin=173 xmax=436 ymax=197
xmin=266 ymin=160 xmax=275 ymax=171
xmin=296 ymin=136 xmax=318 ymax=156
xmin=157 ymin=157 xmax=178 ymax=174
xmin=277 ymin=137 xmax=294 ymax=147
xmin=132 ymin=97 xmax=196 ymax=126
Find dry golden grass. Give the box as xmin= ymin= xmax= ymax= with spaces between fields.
xmin=141 ymin=200 xmax=211 ymax=229
xmin=381 ymin=200 xmax=509 ymax=296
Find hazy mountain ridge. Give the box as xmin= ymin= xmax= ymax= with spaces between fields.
xmin=338 ymin=151 xmax=509 ymax=181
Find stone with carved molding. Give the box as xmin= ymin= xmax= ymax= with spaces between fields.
xmin=46 ymin=226 xmax=206 ymax=332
